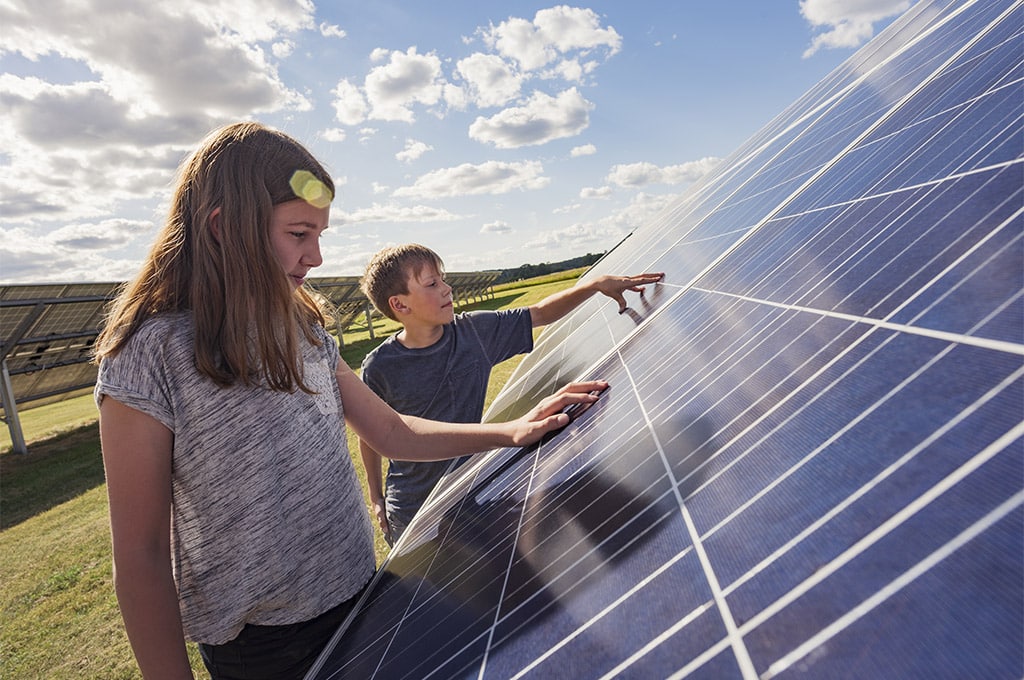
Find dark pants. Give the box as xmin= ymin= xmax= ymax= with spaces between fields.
xmin=198 ymin=589 xmax=365 ymax=680
xmin=384 ymin=513 xmax=409 ymax=547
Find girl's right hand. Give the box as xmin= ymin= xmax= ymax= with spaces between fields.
xmin=509 ymin=380 xmax=608 ymax=446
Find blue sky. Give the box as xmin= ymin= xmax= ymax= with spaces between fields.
xmin=0 ymin=0 xmax=915 ymax=284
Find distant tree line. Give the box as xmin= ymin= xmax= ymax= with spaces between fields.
xmin=495 ymin=252 xmax=604 ymax=284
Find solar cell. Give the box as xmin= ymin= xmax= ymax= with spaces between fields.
xmin=309 ymin=1 xmax=1022 ymax=676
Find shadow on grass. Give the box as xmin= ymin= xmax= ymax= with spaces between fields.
xmin=1 ymin=422 xmax=105 ymax=530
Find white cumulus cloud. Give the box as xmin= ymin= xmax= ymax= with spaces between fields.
xmin=800 ymin=0 xmax=912 ymax=57
xmin=481 ymin=6 xmax=621 ymax=71
xmin=469 ymin=88 xmax=592 ymax=148
xmin=363 ymin=47 xmax=446 ymax=122
xmin=481 ymin=220 xmax=512 ymax=234
xmin=0 ymin=0 xmax=315 ymax=229
xmin=581 ymin=186 xmax=612 ymax=199
xmin=394 ymin=160 xmax=549 ymax=198
xmin=606 ymin=157 xmax=720 ymax=187
xmin=456 ymin=52 xmax=523 ymax=108
xmin=319 ymin=22 xmax=347 ymax=39
xmin=334 ymin=202 xmax=463 ymax=225
xmin=396 ymin=138 xmax=433 ymax=163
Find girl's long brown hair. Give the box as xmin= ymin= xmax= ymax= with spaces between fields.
xmin=94 ymin=122 xmax=335 ymax=392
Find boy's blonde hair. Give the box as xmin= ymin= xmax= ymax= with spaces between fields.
xmin=95 ymin=121 xmax=335 ymax=392
xmin=361 ymin=244 xmax=445 ymax=321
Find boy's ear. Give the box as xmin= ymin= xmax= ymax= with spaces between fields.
xmin=209 ymin=207 xmax=222 ymax=243
xmin=389 ymin=295 xmax=407 ymax=315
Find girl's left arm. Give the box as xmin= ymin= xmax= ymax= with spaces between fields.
xmin=99 ymin=397 xmax=194 ymax=679
xmin=336 ymin=362 xmax=605 ymax=461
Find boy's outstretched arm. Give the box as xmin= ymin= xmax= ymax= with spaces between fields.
xmin=528 ymin=272 xmax=664 ymax=327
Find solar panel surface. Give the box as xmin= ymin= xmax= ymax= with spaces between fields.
xmin=309 ymin=1 xmax=1023 ymax=677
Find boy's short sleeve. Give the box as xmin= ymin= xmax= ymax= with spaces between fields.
xmin=463 ymin=307 xmax=533 ymax=364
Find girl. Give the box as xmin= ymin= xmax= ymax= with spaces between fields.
xmin=93 ymin=121 xmax=603 ymax=680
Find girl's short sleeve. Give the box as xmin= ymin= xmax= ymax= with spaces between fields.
xmin=94 ymin=319 xmax=181 ymax=431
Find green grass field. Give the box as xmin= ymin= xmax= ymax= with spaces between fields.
xmin=0 ymin=270 xmax=583 ymax=679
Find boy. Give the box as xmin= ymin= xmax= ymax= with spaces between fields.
xmin=358 ymin=243 xmax=663 ymax=545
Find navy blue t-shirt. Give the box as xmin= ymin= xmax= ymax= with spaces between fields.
xmin=360 ymin=308 xmax=533 ymax=525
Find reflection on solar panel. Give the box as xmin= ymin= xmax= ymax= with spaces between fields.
xmin=308 ymin=1 xmax=1023 ymax=678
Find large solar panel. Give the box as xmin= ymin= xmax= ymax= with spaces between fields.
xmin=309 ymin=1 xmax=1022 ymax=677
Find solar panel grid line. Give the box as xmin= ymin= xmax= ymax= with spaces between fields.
xmin=490 ymin=440 xmax=674 ymax=619
xmin=493 ymin=282 xmax=689 ymax=413
xmin=721 ymin=367 xmax=1024 ymax=613
xmin=786 ymin=172 xmax=1019 ymax=306
xmin=635 ymin=312 xmax=855 ymax=487
xmin=477 ymin=487 xmax=686 ymax=671
xmin=708 ymin=372 xmax=1019 ymax=667
xmin=372 ymin=449 xmax=551 ymax=676
xmin=508 ymin=549 xmax=708 ymax=680
xmin=611 ymin=342 xmax=760 ymax=679
xmin=495 ymin=492 xmax=682 ymax=648
xmin=512 ymin=399 xmax=712 ymax=675
xmin=692 ymin=174 xmax=1019 ymax=337
xmin=743 ymin=433 xmax=1024 ymax=678
xmin=0 ymin=303 xmax=45 ymax=361
xmin=697 ymin=287 xmax=1024 ymax=356
xmin=721 ymin=390 xmax=1024 ymax=645
xmin=763 ymin=487 xmax=1024 ymax=680
xmin=811 ymin=174 xmax=1022 ymax=333
xmin=698 ymin=330 xmax=1003 ymax=544
xmin=750 ymin=162 xmax=1020 ymax=291
xmin=476 ymin=442 xmax=554 ymax=679
xmin=680 ymin=324 xmax=941 ymax=517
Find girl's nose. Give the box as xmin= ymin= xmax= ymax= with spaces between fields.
xmin=303 ymin=240 xmax=323 ymax=268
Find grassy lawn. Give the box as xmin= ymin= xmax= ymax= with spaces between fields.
xmin=0 ymin=271 xmax=582 ymax=679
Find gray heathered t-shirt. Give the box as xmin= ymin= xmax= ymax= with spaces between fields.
xmin=359 ymin=309 xmax=533 ymax=526
xmin=95 ymin=312 xmax=375 ymax=645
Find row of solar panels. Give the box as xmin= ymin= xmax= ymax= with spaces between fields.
xmin=0 ymin=272 xmax=501 ymax=452
xmin=311 ymin=272 xmax=502 ymax=339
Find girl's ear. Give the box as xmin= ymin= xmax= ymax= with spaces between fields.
xmin=209 ymin=207 xmax=222 ymax=243
xmin=389 ymin=295 xmax=407 ymax=315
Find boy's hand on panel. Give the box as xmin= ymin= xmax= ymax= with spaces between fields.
xmin=594 ymin=273 xmax=664 ymax=312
